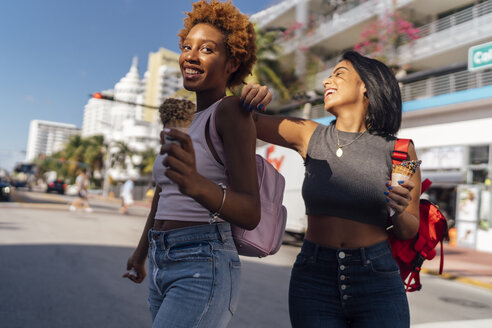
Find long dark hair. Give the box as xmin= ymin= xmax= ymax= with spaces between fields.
xmin=341 ymin=51 xmax=401 ymax=136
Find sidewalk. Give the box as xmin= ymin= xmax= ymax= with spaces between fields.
xmin=8 ymin=189 xmax=150 ymax=217
xmin=421 ymin=244 xmax=492 ymax=291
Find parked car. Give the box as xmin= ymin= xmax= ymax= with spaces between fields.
xmin=46 ymin=179 xmax=66 ymax=194
xmin=0 ymin=179 xmax=11 ymax=201
xmin=11 ymin=163 xmax=37 ymax=190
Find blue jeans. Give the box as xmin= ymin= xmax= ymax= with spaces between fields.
xmin=289 ymin=239 xmax=409 ymax=328
xmin=147 ymin=223 xmax=241 ymax=328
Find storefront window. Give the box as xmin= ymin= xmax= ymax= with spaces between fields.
xmin=469 ymin=145 xmax=489 ymax=165
xmin=472 ymin=169 xmax=488 ymax=184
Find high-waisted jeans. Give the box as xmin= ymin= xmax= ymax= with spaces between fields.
xmin=147 ymin=222 xmax=241 ymax=328
xmin=289 ymin=239 xmax=409 ymax=328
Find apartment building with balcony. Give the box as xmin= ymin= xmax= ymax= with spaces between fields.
xmin=252 ymin=0 xmax=492 ymax=251
xmin=143 ymin=48 xmax=182 ymax=123
xmin=26 ymin=120 xmax=80 ymax=162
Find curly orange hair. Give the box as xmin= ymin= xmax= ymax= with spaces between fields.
xmin=178 ymin=0 xmax=257 ymax=88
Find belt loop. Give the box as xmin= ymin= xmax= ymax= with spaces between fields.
xmin=161 ymin=232 xmax=168 ymax=250
xmin=360 ymin=247 xmax=367 ymax=264
xmin=312 ymin=244 xmax=319 ymax=263
xmin=217 ymin=222 xmax=227 ymax=243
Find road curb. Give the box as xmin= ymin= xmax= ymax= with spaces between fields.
xmin=421 ymin=268 xmax=492 ymax=291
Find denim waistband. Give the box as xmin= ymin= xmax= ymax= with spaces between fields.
xmin=300 ymin=239 xmax=392 ymax=264
xmin=149 ymin=222 xmax=233 ymax=247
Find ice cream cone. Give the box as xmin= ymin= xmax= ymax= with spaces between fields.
xmin=389 ymin=160 xmax=422 ymax=216
xmin=391 ymin=166 xmax=413 ymax=187
xmin=390 ymin=160 xmax=421 ymax=186
xmin=159 ymin=98 xmax=195 ymax=145
xmin=163 ymin=122 xmax=190 ymax=145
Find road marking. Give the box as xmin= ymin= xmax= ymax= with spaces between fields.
xmin=412 ymin=318 xmax=492 ymax=327
xmin=422 ymin=268 xmax=492 ymax=291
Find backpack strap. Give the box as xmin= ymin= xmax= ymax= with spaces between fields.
xmin=392 ymin=138 xmax=412 ymax=165
xmin=205 ymin=99 xmax=226 ymax=167
xmin=405 ymin=271 xmax=422 ymax=292
xmin=439 ymin=240 xmax=444 ymax=274
xmin=421 ymin=178 xmax=432 ymax=194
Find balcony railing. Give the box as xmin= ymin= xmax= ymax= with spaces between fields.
xmin=251 ymin=0 xmax=299 ymax=29
xmin=400 ymin=68 xmax=492 ymax=103
xmin=279 ymin=0 xmax=377 ymax=55
xmin=398 ymin=1 xmax=492 ymax=64
xmin=401 ymin=0 xmax=492 ymax=44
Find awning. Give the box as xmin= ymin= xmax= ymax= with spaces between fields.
xmin=421 ymin=171 xmax=466 ymax=187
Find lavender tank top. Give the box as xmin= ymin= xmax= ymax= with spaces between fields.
xmin=152 ymin=98 xmax=227 ymax=222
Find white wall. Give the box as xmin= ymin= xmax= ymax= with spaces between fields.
xmin=399 ymin=117 xmax=492 ymax=149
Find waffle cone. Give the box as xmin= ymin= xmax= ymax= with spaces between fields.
xmin=392 ymin=165 xmax=413 ymax=177
xmin=165 ymin=120 xmax=190 ymax=129
xmin=391 ymin=166 xmax=413 ymax=187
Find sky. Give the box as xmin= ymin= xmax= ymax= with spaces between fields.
xmin=0 ymin=0 xmax=276 ymax=170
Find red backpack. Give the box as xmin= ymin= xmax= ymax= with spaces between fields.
xmin=388 ymin=139 xmax=449 ymax=292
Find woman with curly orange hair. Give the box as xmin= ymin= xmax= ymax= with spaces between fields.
xmin=123 ymin=1 xmax=269 ymax=327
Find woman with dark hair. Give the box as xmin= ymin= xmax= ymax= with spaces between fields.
xmin=123 ymin=1 xmax=270 ymax=327
xmin=242 ymin=50 xmax=420 ymax=327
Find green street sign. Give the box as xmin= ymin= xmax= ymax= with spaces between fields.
xmin=468 ymin=41 xmax=492 ymax=71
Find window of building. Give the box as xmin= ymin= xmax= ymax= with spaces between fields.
xmin=469 ymin=145 xmax=489 ymax=165
xmin=472 ymin=169 xmax=488 ymax=184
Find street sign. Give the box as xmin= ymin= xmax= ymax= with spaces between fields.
xmin=468 ymin=41 xmax=492 ymax=71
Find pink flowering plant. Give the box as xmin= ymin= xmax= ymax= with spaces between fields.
xmin=282 ymin=21 xmax=304 ymax=41
xmin=354 ymin=10 xmax=419 ymax=66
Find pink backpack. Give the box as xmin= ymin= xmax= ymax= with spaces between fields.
xmin=207 ymin=110 xmax=287 ymax=257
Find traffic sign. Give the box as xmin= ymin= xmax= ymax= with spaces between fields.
xmin=468 ymin=41 xmax=492 ymax=71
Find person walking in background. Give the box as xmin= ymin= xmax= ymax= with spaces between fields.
xmin=70 ymin=168 xmax=92 ymax=212
xmin=242 ymin=51 xmax=421 ymax=328
xmin=120 ymin=177 xmax=135 ymax=215
xmin=123 ymin=1 xmax=270 ymax=327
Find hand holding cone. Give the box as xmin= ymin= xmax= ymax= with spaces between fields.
xmin=389 ymin=160 xmax=422 ymax=216
xmin=391 ymin=160 xmax=422 ymax=186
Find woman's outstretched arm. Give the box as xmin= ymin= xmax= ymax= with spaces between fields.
xmin=241 ymin=84 xmax=318 ymax=159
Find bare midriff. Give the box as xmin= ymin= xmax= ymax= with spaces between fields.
xmin=153 ymin=219 xmax=210 ymax=231
xmin=305 ymin=215 xmax=388 ymax=249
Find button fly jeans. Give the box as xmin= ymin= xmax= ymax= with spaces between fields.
xmin=147 ymin=223 xmax=241 ymax=328
xmin=289 ymin=239 xmax=409 ymax=328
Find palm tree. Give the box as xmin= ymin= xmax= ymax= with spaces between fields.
xmin=138 ymin=148 xmax=157 ymax=176
xmin=252 ymin=27 xmax=290 ymax=101
xmin=83 ymin=135 xmax=105 ymax=186
xmin=112 ymin=141 xmax=135 ymax=170
xmin=61 ymin=135 xmax=87 ymax=178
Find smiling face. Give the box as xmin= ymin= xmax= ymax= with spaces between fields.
xmin=322 ymin=60 xmax=367 ymax=115
xmin=179 ymin=23 xmax=237 ymax=95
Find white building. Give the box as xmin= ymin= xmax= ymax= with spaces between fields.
xmin=81 ymin=89 xmax=113 ymax=140
xmin=81 ymin=56 xmax=163 ymax=186
xmin=143 ymin=48 xmax=182 ymax=122
xmin=111 ymin=57 xmax=146 ymax=131
xmin=25 ymin=120 xmax=80 ymax=162
xmin=156 ymin=66 xmax=182 ymax=107
xmin=252 ymin=0 xmax=492 ymax=251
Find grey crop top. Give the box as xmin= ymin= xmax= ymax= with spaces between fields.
xmin=302 ymin=123 xmax=397 ymax=228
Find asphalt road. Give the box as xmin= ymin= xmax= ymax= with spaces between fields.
xmin=1 ymin=190 xmax=492 ymax=328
